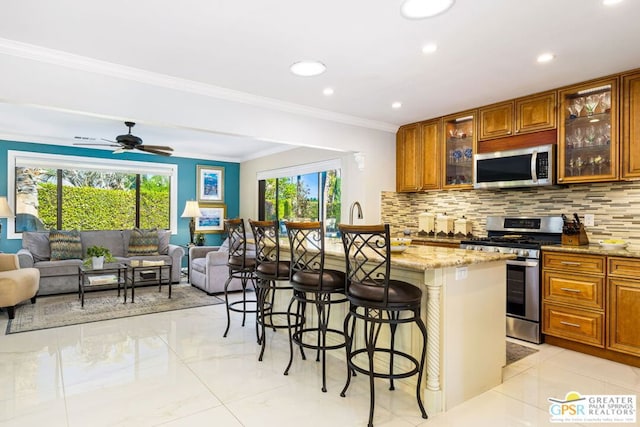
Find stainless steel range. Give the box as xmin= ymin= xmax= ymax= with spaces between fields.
xmin=460 ymin=216 xmax=563 ymax=344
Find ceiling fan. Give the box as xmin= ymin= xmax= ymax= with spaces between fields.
xmin=73 ymin=121 xmax=174 ymax=156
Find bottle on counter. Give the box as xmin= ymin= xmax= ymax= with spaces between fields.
xmin=418 ymin=210 xmax=435 ymax=236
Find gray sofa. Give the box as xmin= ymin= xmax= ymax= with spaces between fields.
xmin=17 ymin=230 xmax=184 ymax=295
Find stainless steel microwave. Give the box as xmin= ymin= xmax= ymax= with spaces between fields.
xmin=474 ymin=144 xmax=555 ymax=189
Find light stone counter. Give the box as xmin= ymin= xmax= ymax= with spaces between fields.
xmin=281 ymin=240 xmax=514 ymax=414
xmin=542 ymin=244 xmax=640 ymax=258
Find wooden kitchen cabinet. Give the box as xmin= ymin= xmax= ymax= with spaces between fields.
xmin=478 ymin=92 xmax=556 ymax=141
xmin=621 ymin=71 xmax=640 ymax=179
xmin=542 ymin=252 xmax=606 ymax=347
xmin=396 ymin=119 xmax=442 ymax=192
xmin=442 ymin=111 xmax=475 ymax=189
xmin=607 ymin=257 xmax=640 ymax=357
xmin=557 ymin=77 xmax=619 ymax=184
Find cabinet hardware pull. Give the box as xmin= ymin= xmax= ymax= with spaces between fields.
xmin=560 ymin=321 xmax=581 ymax=328
xmin=560 ymin=261 xmax=581 ymax=266
xmin=560 ymin=287 xmax=582 ymax=293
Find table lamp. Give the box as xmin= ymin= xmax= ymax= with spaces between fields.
xmin=181 ymin=200 xmax=202 ymax=245
xmin=0 ymin=196 xmax=15 ymax=243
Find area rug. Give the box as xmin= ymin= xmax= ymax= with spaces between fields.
xmin=506 ymin=341 xmax=538 ymax=364
xmin=5 ymin=284 xmax=224 ymax=334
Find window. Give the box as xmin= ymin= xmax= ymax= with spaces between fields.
xmin=7 ymin=151 xmax=178 ymax=237
xmin=257 ymin=160 xmax=341 ymax=236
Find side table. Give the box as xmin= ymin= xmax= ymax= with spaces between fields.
xmin=181 ymin=244 xmax=194 ymax=281
xmin=127 ymin=263 xmax=172 ymax=302
xmin=78 ymin=263 xmax=128 ymax=308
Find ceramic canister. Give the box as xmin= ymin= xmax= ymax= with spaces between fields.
xmin=418 ymin=211 xmax=435 ymax=233
xmin=436 ymin=213 xmax=454 ymax=235
xmin=454 ymin=216 xmax=473 ymax=236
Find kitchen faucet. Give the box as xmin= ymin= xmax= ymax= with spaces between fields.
xmin=349 ymin=201 xmax=363 ymax=224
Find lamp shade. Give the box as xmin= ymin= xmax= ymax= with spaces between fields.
xmin=0 ymin=197 xmax=15 ymax=218
xmin=181 ymin=200 xmax=202 ymax=218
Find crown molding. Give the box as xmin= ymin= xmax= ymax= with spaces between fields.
xmin=0 ymin=38 xmax=398 ymax=133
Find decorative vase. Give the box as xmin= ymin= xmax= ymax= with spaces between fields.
xmin=91 ymin=256 xmax=105 ymax=269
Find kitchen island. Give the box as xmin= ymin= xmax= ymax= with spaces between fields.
xmin=282 ymin=240 xmax=514 ymax=414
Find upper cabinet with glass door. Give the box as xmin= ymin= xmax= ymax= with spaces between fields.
xmin=442 ymin=111 xmax=476 ymax=189
xmin=558 ymin=78 xmax=618 ymax=184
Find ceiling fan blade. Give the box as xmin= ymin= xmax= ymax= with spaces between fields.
xmin=136 ymin=146 xmax=173 ymax=156
xmin=73 ymin=142 xmax=120 ymax=147
xmin=138 ymin=144 xmax=174 ymax=151
xmin=101 ymin=138 xmax=117 ymax=143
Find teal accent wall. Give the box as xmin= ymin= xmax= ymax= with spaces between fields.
xmin=0 ymin=139 xmax=239 ymax=254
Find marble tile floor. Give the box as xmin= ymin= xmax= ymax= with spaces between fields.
xmin=0 ymin=294 xmax=638 ymax=427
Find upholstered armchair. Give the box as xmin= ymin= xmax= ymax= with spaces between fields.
xmin=0 ymin=253 xmax=40 ymax=319
xmin=189 ymin=237 xmax=258 ymax=295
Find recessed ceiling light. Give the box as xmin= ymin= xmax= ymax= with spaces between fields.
xmin=422 ymin=43 xmax=438 ymax=54
xmin=323 ymin=87 xmax=334 ymax=96
xmin=401 ymin=0 xmax=455 ymax=19
xmin=290 ymin=60 xmax=326 ymax=77
xmin=603 ymin=0 xmax=624 ymax=5
xmin=392 ymin=102 xmax=402 ymax=109
xmin=537 ymin=53 xmax=555 ymax=63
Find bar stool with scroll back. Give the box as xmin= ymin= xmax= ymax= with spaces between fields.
xmin=249 ymin=219 xmax=303 ymax=361
xmin=338 ymin=223 xmax=428 ymax=427
xmin=284 ymin=221 xmax=348 ymax=392
xmin=222 ymin=218 xmax=259 ymax=339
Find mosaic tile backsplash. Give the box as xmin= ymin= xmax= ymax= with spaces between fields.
xmin=381 ymin=181 xmax=640 ymax=249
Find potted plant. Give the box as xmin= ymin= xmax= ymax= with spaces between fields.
xmin=195 ymin=233 xmax=205 ymax=246
xmin=84 ymin=245 xmax=115 ymax=269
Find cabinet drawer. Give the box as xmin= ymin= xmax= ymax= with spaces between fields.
xmin=542 ymin=252 xmax=605 ymax=274
xmin=543 ymin=303 xmax=604 ymax=347
xmin=543 ymin=271 xmax=604 ymax=309
xmin=608 ymin=257 xmax=640 ymax=278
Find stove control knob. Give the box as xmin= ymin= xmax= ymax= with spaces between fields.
xmin=518 ymin=249 xmax=530 ymax=257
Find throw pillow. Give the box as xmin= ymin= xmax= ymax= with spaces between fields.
xmin=128 ymin=228 xmax=160 ymax=256
xmin=49 ymin=230 xmax=83 ymax=260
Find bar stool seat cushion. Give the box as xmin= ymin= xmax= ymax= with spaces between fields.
xmin=228 ymin=256 xmax=256 ymax=268
xmin=256 ymin=260 xmax=290 ymax=277
xmin=291 ymin=269 xmax=345 ymax=292
xmin=349 ymin=279 xmax=422 ymax=306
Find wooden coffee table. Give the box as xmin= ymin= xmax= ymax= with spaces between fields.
xmin=78 ymin=263 xmax=128 ymax=308
xmin=127 ymin=263 xmax=172 ymax=303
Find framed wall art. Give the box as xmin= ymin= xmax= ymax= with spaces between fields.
xmin=195 ymin=204 xmax=226 ymax=234
xmin=197 ymin=165 xmax=224 ymax=203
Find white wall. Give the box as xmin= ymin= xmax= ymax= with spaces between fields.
xmin=240 ymin=142 xmax=396 ymax=224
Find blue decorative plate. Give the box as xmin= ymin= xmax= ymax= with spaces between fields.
xmin=464 ymin=148 xmax=473 ymax=159
xmin=452 ymin=150 xmax=462 ymax=160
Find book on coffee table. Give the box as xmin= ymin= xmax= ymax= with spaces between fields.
xmin=87 ymin=274 xmax=118 ymax=286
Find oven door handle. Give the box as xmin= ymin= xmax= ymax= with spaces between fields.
xmin=506 ymin=259 xmax=539 ymax=268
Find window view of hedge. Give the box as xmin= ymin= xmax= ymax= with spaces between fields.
xmin=15 ymin=168 xmax=170 ymax=232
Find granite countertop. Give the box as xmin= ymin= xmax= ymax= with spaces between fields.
xmin=541 ymin=244 xmax=640 ymax=258
xmin=322 ymin=240 xmax=515 ymax=272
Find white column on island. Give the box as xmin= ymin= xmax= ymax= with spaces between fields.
xmin=424 ymin=269 xmax=443 ymax=413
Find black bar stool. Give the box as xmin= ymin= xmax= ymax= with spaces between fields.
xmin=338 ymin=223 xmax=428 ymax=427
xmin=249 ymin=219 xmax=302 ymax=361
xmin=222 ymin=218 xmax=258 ymax=339
xmin=284 ymin=221 xmax=348 ymax=392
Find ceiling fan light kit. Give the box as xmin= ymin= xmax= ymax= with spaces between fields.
xmin=73 ymin=121 xmax=174 ymax=156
